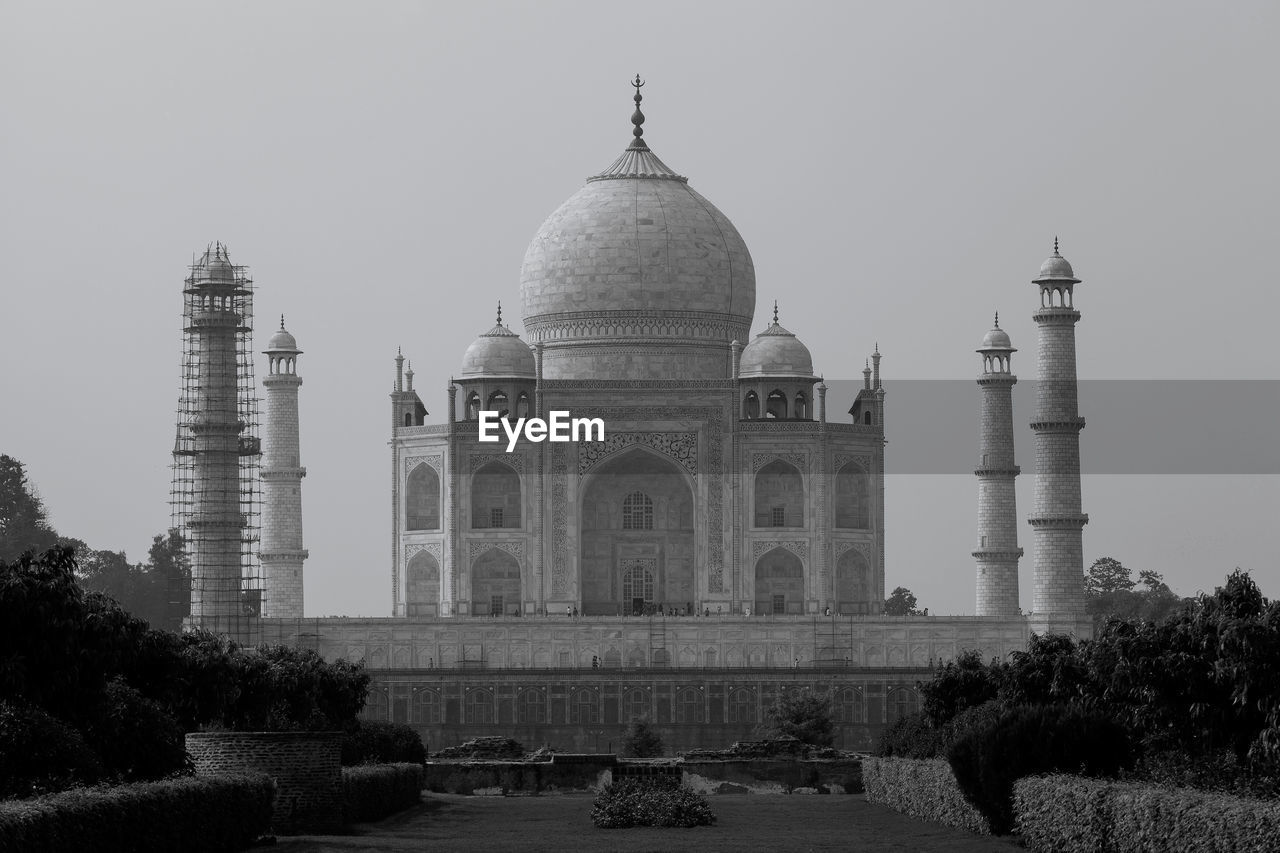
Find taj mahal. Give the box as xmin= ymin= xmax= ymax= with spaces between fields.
xmin=177 ymin=79 xmax=1094 ymax=749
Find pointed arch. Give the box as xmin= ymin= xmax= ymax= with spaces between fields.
xmin=754 ymin=546 xmax=804 ymax=614
xmin=472 ymin=460 xmax=520 ymax=529
xmin=835 ymin=461 xmax=870 ymax=529
xmin=755 ymin=458 xmax=804 ymax=527
xmin=742 ymin=391 xmax=760 ymax=419
xmin=471 ymin=548 xmax=521 ymax=616
xmin=835 ymin=548 xmax=872 ymax=615
xmin=406 ymin=550 xmax=440 ymax=616
xmin=405 ymin=464 xmax=440 ymax=531
xmin=766 ymin=389 xmax=788 ymax=419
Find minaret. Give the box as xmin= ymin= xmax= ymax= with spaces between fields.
xmin=1028 ymin=239 xmax=1088 ymax=617
xmin=172 ymin=243 xmax=260 ymax=623
xmin=260 ymin=318 xmax=308 ymax=618
xmin=974 ymin=313 xmax=1023 ymax=615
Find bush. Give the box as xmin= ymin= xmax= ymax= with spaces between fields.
xmin=1014 ymin=774 xmax=1280 ymax=853
xmin=0 ymin=701 xmax=103 ymax=798
xmin=759 ymin=691 xmax=834 ymax=746
xmin=591 ymin=778 xmax=715 ymax=828
xmin=862 ymin=757 xmax=988 ymax=834
xmin=876 ymin=712 xmax=945 ymax=758
xmin=947 ymin=704 xmax=1134 ymax=834
xmin=621 ymin=718 xmax=664 ymax=758
xmin=343 ymin=763 xmax=423 ymax=823
xmin=0 ymin=772 xmax=273 ymax=853
xmin=83 ymin=680 xmax=188 ymax=782
xmin=342 ymin=721 xmax=427 ymax=766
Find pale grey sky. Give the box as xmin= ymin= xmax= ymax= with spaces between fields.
xmin=3 ymin=1 xmax=1276 ymax=617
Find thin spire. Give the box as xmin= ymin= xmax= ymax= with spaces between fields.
xmin=772 ymin=300 xmax=779 ymax=324
xmin=630 ymin=74 xmax=648 ymax=150
xmin=496 ymin=300 xmax=502 ymax=325
xmin=280 ymin=314 xmax=286 ymax=330
xmin=1053 ymin=235 xmax=1060 ymax=255
xmin=994 ymin=311 xmax=999 ymax=328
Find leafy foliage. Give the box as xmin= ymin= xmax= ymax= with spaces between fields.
xmin=1085 ymin=557 xmax=1188 ymax=624
xmin=760 ymin=690 xmax=834 ymax=746
xmin=0 ymin=456 xmax=59 ymax=563
xmin=876 ymin=712 xmax=945 ymax=759
xmin=621 ymin=717 xmax=665 ymax=758
xmin=920 ymin=649 xmax=1001 ymax=726
xmin=862 ymin=757 xmax=989 ymax=835
xmin=946 ymin=704 xmax=1135 ymax=835
xmin=883 ymin=586 xmax=920 ymax=616
xmin=0 ymin=702 xmax=104 ymax=799
xmin=342 ymin=721 xmax=427 ymax=766
xmin=219 ymin=644 xmax=369 ymax=732
xmin=591 ymin=778 xmax=716 ymax=829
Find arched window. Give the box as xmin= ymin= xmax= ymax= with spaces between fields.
xmin=518 ymin=689 xmax=546 ymax=724
xmin=622 ymin=491 xmax=654 ymax=530
xmin=471 ymin=548 xmax=521 ymax=617
xmin=621 ymin=560 xmax=655 ymax=609
xmin=754 ymin=458 xmax=804 ymax=527
xmin=864 ymin=411 xmax=872 ymax=425
xmin=887 ymin=688 xmax=918 ymax=724
xmin=835 ymin=461 xmax=870 ymax=529
xmin=405 ymin=464 xmax=440 ymax=531
xmin=515 ymin=392 xmax=530 ymax=418
xmin=487 ymin=389 xmax=509 ymax=416
xmin=728 ymin=688 xmax=755 ymax=723
xmin=766 ymin=389 xmax=788 ymax=419
xmin=676 ymin=688 xmax=704 ymax=723
xmin=362 ymin=689 xmax=389 ymax=722
xmin=403 ymin=412 xmax=412 ymax=427
xmin=472 ymin=461 xmax=520 ymax=529
xmin=755 ymin=546 xmax=804 ymax=615
xmin=571 ymin=689 xmax=598 ymax=724
xmin=835 ymin=548 xmax=872 ymax=615
xmin=742 ymin=391 xmax=759 ymax=419
xmin=465 ymin=689 xmax=494 ymax=724
xmin=413 ymin=689 xmax=442 ymax=724
xmin=406 ymin=550 xmax=440 ymax=616
xmin=794 ymin=392 xmax=808 ymax=419
xmin=624 ymin=688 xmax=649 ymax=722
xmin=832 ymin=687 xmax=865 ymax=724
xmin=465 ymin=391 xmax=480 ymax=421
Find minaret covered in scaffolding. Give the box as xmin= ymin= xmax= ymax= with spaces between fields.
xmin=171 ymin=243 xmax=262 ymax=626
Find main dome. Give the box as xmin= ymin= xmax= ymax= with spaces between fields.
xmin=519 ymin=83 xmax=756 ymax=380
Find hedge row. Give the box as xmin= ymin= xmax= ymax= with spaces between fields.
xmin=0 ymin=773 xmax=273 ymax=853
xmin=862 ymin=757 xmax=988 ymax=835
xmin=1015 ymin=775 xmax=1280 ymax=853
xmin=342 ymin=763 xmax=423 ymax=824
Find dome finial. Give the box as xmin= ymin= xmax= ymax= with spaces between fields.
xmin=280 ymin=314 xmax=286 ymax=330
xmin=772 ymin=300 xmax=779 ymax=325
xmin=630 ymin=74 xmax=648 ymax=150
xmin=1053 ymin=235 xmax=1060 ymax=256
xmin=496 ymin=300 xmax=502 ymax=326
xmin=994 ymin=310 xmax=999 ymax=328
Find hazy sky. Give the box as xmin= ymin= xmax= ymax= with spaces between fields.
xmin=3 ymin=1 xmax=1276 ymax=617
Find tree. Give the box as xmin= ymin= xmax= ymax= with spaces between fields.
xmin=1085 ymin=557 xmax=1134 ymax=596
xmin=920 ymin=649 xmax=1003 ymax=726
xmin=621 ymin=717 xmax=664 ymax=758
xmin=1086 ymin=557 xmax=1188 ymax=623
xmin=883 ymin=586 xmax=920 ymax=616
xmin=0 ymin=456 xmax=59 ymax=563
xmin=760 ymin=690 xmax=834 ymax=746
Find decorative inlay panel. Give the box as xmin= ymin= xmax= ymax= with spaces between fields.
xmin=405 ymin=454 xmax=442 ymax=475
xmin=577 ymin=432 xmax=697 ymax=476
xmin=468 ymin=540 xmax=525 ymax=563
xmin=404 ymin=542 xmax=442 ymax=563
xmin=835 ymin=540 xmax=872 ymax=560
xmin=752 ymin=452 xmax=808 ymax=473
xmin=751 ymin=540 xmax=809 ymax=562
xmin=833 ymin=453 xmax=871 ymax=472
xmin=470 ymin=452 xmax=525 ymax=473
xmin=551 ymin=442 xmax=568 ymax=595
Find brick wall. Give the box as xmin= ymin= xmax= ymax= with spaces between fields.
xmin=186 ymin=731 xmax=342 ymax=834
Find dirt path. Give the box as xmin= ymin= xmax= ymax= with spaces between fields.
xmin=273 ymin=793 xmax=1021 ymax=852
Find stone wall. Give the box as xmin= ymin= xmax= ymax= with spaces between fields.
xmin=186 ymin=731 xmax=343 ymax=834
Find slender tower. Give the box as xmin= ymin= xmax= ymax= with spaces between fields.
xmin=974 ymin=313 xmax=1022 ymax=615
xmin=260 ymin=318 xmax=308 ymax=618
xmin=1028 ymin=239 xmax=1088 ymax=617
xmin=172 ymin=243 xmax=261 ymax=624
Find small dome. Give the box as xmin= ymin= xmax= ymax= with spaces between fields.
xmin=1034 ymin=239 xmax=1080 ymax=283
xmin=459 ymin=323 xmax=536 ymax=379
xmin=193 ymin=242 xmax=237 ymax=284
xmin=739 ymin=321 xmax=815 ymax=378
xmin=267 ymin=326 xmax=298 ymax=351
xmin=979 ymin=327 xmax=1013 ymax=350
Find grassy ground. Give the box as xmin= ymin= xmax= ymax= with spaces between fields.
xmin=273 ymin=793 xmax=1022 ymax=852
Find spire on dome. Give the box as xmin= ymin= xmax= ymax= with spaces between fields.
xmin=1054 ymin=235 xmax=1060 ymax=255
xmin=994 ymin=311 xmax=999 ymax=328
xmin=630 ymin=75 xmax=648 ymax=150
xmin=772 ymin=300 xmax=779 ymax=325
xmin=497 ymin=300 xmax=502 ymax=326
xmin=280 ymin=314 xmax=286 ymax=330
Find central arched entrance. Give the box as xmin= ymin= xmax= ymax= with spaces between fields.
xmin=579 ymin=448 xmax=695 ymax=616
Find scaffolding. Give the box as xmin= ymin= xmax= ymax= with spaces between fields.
xmin=170 ymin=243 xmax=262 ymax=628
